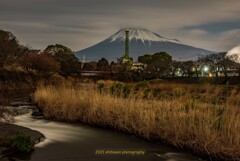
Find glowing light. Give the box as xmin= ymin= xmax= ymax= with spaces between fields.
xmin=203 ymin=66 xmax=209 ymax=72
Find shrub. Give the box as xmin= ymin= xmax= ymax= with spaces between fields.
xmin=135 ymin=80 xmax=149 ymax=89
xmin=152 ymin=89 xmax=161 ymax=98
xmin=122 ymin=84 xmax=131 ymax=98
xmin=9 ymin=132 xmax=34 ymax=152
xmin=109 ymin=82 xmax=123 ymax=97
xmin=143 ymin=88 xmax=152 ymax=99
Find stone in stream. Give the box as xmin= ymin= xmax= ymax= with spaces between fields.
xmin=0 ymin=123 xmax=45 ymax=159
xmin=0 ymin=107 xmax=14 ymax=123
xmin=0 ymin=95 xmax=45 ymax=160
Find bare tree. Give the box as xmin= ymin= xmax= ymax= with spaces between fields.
xmin=22 ymin=52 xmax=60 ymax=73
xmin=97 ymin=58 xmax=109 ymax=71
xmin=199 ymin=52 xmax=236 ymax=78
xmin=179 ymin=61 xmax=195 ymax=77
xmin=227 ymin=54 xmax=240 ymax=77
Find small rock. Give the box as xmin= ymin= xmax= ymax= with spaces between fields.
xmin=31 ymin=111 xmax=43 ymax=117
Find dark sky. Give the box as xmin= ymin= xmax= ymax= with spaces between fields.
xmin=0 ymin=0 xmax=240 ymax=52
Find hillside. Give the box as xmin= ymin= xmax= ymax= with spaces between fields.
xmin=75 ymin=28 xmax=214 ymax=62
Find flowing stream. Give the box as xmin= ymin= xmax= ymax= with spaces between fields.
xmin=5 ymin=95 xmax=203 ymax=161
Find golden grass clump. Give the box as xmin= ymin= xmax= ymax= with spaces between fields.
xmin=34 ymin=83 xmax=240 ymax=161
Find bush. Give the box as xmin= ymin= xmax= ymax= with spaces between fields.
xmin=135 ymin=80 xmax=149 ymax=89
xmin=152 ymin=89 xmax=161 ymax=98
xmin=9 ymin=132 xmax=34 ymax=152
xmin=122 ymin=85 xmax=131 ymax=98
xmin=143 ymin=88 xmax=152 ymax=99
xmin=109 ymin=82 xmax=124 ymax=97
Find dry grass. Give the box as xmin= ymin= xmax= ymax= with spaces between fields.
xmin=34 ymin=82 xmax=240 ymax=161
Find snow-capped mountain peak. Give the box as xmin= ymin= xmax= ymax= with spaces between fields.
xmin=226 ymin=45 xmax=240 ymax=63
xmin=109 ymin=28 xmax=180 ymax=44
xmin=75 ymin=27 xmax=214 ymax=62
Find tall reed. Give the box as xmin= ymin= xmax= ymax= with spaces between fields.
xmin=34 ymin=83 xmax=240 ymax=161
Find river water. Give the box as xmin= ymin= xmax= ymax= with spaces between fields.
xmin=4 ymin=95 xmax=203 ymax=161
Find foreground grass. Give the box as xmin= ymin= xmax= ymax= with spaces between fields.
xmin=34 ymin=83 xmax=240 ymax=161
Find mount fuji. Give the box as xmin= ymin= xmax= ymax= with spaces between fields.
xmin=75 ymin=28 xmax=214 ymax=62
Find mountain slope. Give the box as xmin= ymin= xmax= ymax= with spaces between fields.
xmin=226 ymin=45 xmax=240 ymax=63
xmin=75 ymin=28 xmax=214 ymax=62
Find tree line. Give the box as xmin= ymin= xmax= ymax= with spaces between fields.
xmin=0 ymin=29 xmax=80 ymax=76
xmin=137 ymin=51 xmax=240 ymax=79
xmin=87 ymin=51 xmax=240 ymax=80
xmin=1 ymin=29 xmax=239 ymax=80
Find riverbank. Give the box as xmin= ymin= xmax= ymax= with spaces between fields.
xmin=34 ymin=82 xmax=240 ymax=161
xmin=0 ymin=68 xmax=73 ymax=91
xmin=0 ymin=92 xmax=44 ymax=161
xmin=0 ymin=123 xmax=44 ymax=160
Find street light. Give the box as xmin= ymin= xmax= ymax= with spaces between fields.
xmin=201 ymin=66 xmax=209 ymax=77
xmin=203 ymin=66 xmax=209 ymax=72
